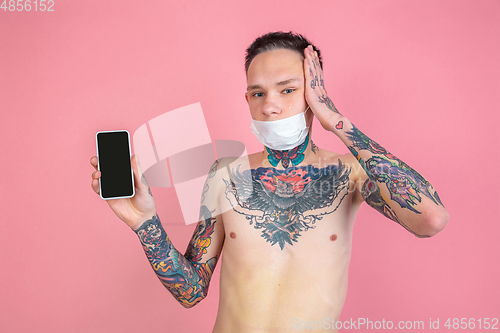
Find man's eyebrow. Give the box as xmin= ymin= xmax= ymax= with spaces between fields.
xmin=276 ymin=77 xmax=302 ymax=86
xmin=247 ymin=77 xmax=302 ymax=91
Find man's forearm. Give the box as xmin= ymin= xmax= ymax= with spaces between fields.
xmin=331 ymin=114 xmax=448 ymax=236
xmin=134 ymin=213 xmax=217 ymax=308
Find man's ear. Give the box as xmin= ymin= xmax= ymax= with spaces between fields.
xmin=244 ymin=92 xmax=249 ymax=105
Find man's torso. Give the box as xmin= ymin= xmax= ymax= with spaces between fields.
xmin=210 ymin=149 xmax=364 ymax=332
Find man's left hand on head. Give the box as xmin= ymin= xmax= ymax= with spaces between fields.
xmin=303 ymin=44 xmax=343 ymax=132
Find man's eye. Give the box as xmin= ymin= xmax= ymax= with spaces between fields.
xmin=283 ymin=88 xmax=295 ymax=94
xmin=253 ymin=92 xmax=264 ymax=97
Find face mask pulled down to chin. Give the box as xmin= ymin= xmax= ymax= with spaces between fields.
xmin=250 ymin=106 xmax=310 ymax=151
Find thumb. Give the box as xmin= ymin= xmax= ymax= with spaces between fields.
xmin=132 ymin=154 xmax=149 ymax=189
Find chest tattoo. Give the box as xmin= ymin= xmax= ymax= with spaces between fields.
xmin=223 ymin=160 xmax=351 ymax=250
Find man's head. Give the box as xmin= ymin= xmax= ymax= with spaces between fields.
xmin=244 ymin=31 xmax=322 ymax=126
xmin=245 ymin=31 xmax=323 ymax=75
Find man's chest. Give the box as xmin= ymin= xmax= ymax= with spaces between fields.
xmin=219 ymin=161 xmax=357 ymax=251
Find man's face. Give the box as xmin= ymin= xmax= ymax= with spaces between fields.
xmin=245 ymin=48 xmax=311 ymax=124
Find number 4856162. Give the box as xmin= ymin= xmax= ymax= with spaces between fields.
xmin=1 ymin=0 xmax=55 ymax=11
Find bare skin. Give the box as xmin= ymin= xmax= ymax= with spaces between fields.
xmin=90 ymin=46 xmax=448 ymax=333
xmin=211 ymin=149 xmax=363 ymax=332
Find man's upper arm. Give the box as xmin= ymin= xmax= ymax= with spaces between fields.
xmin=348 ymin=154 xmax=369 ymax=206
xmin=183 ymin=158 xmax=227 ymax=288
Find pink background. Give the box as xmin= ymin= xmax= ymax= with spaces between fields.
xmin=1 ymin=0 xmax=499 ymax=332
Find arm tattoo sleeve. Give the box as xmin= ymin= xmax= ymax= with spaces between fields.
xmin=134 ymin=209 xmax=218 ymax=308
xmin=344 ymin=124 xmax=445 ymax=237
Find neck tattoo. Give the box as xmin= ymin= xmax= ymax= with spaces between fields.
xmin=266 ymin=133 xmax=309 ymax=168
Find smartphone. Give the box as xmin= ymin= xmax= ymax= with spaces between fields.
xmin=95 ymin=130 xmax=135 ymax=200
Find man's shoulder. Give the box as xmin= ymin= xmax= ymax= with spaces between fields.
xmin=307 ymin=149 xmax=365 ymax=183
xmin=307 ymin=147 xmax=357 ymax=166
xmin=216 ymin=152 xmax=264 ymax=172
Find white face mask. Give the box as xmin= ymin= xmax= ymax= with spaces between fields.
xmin=250 ymin=106 xmax=310 ymax=151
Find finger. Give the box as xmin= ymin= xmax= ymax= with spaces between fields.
xmin=314 ymin=51 xmax=320 ymax=68
xmin=303 ymin=48 xmax=311 ymax=75
xmin=91 ymin=167 xmax=101 ymax=194
xmin=311 ymin=69 xmax=321 ymax=91
xmin=310 ymin=53 xmax=316 ymax=69
xmin=310 ymin=51 xmax=326 ymax=94
xmin=91 ymin=177 xmax=100 ymax=195
xmin=304 ymin=58 xmax=316 ymax=91
xmin=307 ymin=45 xmax=316 ymax=68
xmin=305 ymin=48 xmax=321 ymax=90
xmin=317 ymin=72 xmax=326 ymax=94
xmin=91 ymin=170 xmax=101 ymax=180
xmin=305 ymin=46 xmax=314 ymax=67
xmin=305 ymin=56 xmax=317 ymax=89
xmin=90 ymin=156 xmax=98 ymax=170
xmin=132 ymin=154 xmax=149 ymax=189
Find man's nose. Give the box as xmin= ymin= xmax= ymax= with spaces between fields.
xmin=261 ymin=95 xmax=282 ymax=116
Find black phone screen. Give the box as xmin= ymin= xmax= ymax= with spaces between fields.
xmin=96 ymin=131 xmax=135 ymax=199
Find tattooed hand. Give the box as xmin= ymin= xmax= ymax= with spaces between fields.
xmin=303 ymin=44 xmax=343 ymax=132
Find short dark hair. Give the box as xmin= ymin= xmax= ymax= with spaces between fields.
xmin=244 ymin=31 xmax=323 ymax=74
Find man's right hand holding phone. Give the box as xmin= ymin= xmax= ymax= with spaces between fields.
xmin=90 ymin=154 xmax=157 ymax=230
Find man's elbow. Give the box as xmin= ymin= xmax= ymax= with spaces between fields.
xmin=179 ymin=299 xmax=203 ymax=309
xmin=176 ymin=290 xmax=209 ymax=309
xmin=418 ymin=210 xmax=450 ymax=237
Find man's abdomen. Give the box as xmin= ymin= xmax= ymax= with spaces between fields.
xmin=213 ymin=209 xmax=354 ymax=332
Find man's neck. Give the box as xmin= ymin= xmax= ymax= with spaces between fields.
xmin=262 ymin=131 xmax=318 ymax=169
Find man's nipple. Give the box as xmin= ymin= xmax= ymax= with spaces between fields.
xmin=330 ymin=234 xmax=338 ymax=242
xmin=230 ymin=232 xmax=237 ymax=239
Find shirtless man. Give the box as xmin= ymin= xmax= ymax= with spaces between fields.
xmin=90 ymin=32 xmax=449 ymax=332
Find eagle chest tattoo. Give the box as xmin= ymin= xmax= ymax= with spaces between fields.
xmin=223 ymin=161 xmax=351 ymax=250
